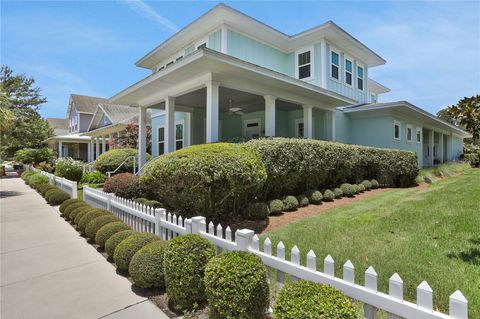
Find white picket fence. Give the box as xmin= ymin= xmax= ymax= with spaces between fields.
xmin=28 ymin=166 xmax=77 ymax=199
xmin=82 ymin=186 xmax=469 ymax=319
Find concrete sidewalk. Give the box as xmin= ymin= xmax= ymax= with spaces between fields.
xmin=1 ymin=177 xmax=169 ymax=319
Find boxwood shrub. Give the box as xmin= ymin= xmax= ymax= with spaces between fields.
xmin=361 ymin=180 xmax=372 ymax=191
xmin=307 ymin=190 xmax=323 ymax=204
xmin=323 ymin=189 xmax=335 ymax=202
xmin=95 ymin=222 xmax=132 ymax=248
xmin=273 ymin=281 xmax=357 ymax=319
xmin=296 ymin=195 xmax=309 ymax=207
xmin=283 ymin=196 xmax=299 ymax=212
xmin=247 ymin=202 xmax=270 ymax=220
xmin=334 ymin=188 xmax=343 ymax=199
xmin=129 ymin=240 xmax=168 ymax=289
xmin=85 ymin=215 xmax=120 ymax=240
xmin=140 ymin=143 xmax=267 ymax=219
xmin=340 ymin=183 xmax=355 ymax=197
xmin=358 ymin=184 xmax=366 ymax=192
xmin=268 ymin=199 xmax=284 ymax=215
xmin=63 ymin=202 xmax=88 ymax=219
xmin=371 ymin=179 xmax=380 ymax=189
xmin=164 ymin=234 xmax=216 ymax=311
xmin=353 ymin=184 xmax=361 ymax=194
xmin=205 ymin=251 xmax=269 ymax=319
xmin=45 ymin=188 xmax=70 ymax=205
xmin=59 ymin=198 xmax=83 ymax=214
xmin=29 ymin=174 xmax=49 ymax=189
xmin=77 ymin=210 xmax=111 ymax=234
xmin=105 ymin=230 xmax=135 ymax=257
xmin=38 ymin=184 xmax=56 ymax=197
xmin=70 ymin=206 xmax=95 ymax=224
xmin=93 ymin=148 xmax=151 ymax=174
xmin=113 ymin=232 xmax=159 ymax=271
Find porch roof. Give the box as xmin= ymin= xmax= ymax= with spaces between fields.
xmin=44 ymin=134 xmax=92 ymax=143
xmin=342 ymin=101 xmax=471 ymax=138
xmin=110 ymin=48 xmax=356 ymax=109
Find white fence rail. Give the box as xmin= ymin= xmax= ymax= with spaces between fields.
xmin=28 ymin=166 xmax=77 ymax=199
xmin=82 ymin=186 xmax=468 ymax=319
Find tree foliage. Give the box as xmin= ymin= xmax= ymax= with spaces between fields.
xmin=447 ymin=95 xmax=480 ymax=143
xmin=436 ymin=108 xmax=455 ymax=125
xmin=111 ymin=122 xmax=151 ymax=153
xmin=0 ymin=66 xmax=53 ymax=159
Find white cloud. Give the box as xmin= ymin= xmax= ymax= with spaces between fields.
xmin=121 ymin=0 xmax=179 ymax=33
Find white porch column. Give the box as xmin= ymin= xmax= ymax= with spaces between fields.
xmin=439 ymin=133 xmax=444 ymax=163
xmin=95 ymin=137 xmax=100 ymax=160
xmin=447 ymin=133 xmax=453 ymax=161
xmin=428 ymin=129 xmax=434 ymax=166
xmin=138 ymin=106 xmax=147 ymax=169
xmin=102 ymin=136 xmax=106 ymax=153
xmin=87 ymin=140 xmax=92 ymax=162
xmin=108 ymin=133 xmax=113 ymax=151
xmin=303 ymin=105 xmax=313 ymax=139
xmin=58 ymin=141 xmax=63 ymax=158
xmin=264 ymin=95 xmax=276 ymax=137
xmin=206 ymin=80 xmax=220 ymax=143
xmin=165 ymin=96 xmax=176 ymax=153
xmin=329 ymin=110 xmax=336 ymax=141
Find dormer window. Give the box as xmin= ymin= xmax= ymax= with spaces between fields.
xmin=345 ymin=58 xmax=353 ymax=86
xmin=297 ymin=50 xmax=311 ymax=80
xmin=331 ymin=51 xmax=340 ymax=80
xmin=197 ymin=43 xmax=207 ymax=49
xmin=357 ymin=66 xmax=364 ymax=91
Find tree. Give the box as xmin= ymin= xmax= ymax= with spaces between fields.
xmin=436 ymin=108 xmax=455 ymax=125
xmin=447 ymin=95 xmax=480 ymax=143
xmin=111 ymin=122 xmax=152 ymax=153
xmin=0 ymin=66 xmax=53 ymax=159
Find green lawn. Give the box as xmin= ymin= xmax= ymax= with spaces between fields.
xmin=263 ymin=166 xmax=480 ymax=316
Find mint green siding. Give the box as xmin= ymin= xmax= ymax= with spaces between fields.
xmin=208 ymin=29 xmax=222 ymax=51
xmin=452 ymin=136 xmax=463 ymax=160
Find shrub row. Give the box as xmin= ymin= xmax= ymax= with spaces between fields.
xmin=103 ymin=173 xmax=144 ymax=199
xmin=22 ymin=171 xmax=70 ymax=205
xmin=93 ymin=148 xmax=151 ymax=175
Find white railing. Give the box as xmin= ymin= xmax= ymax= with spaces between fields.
xmin=82 ymin=186 xmax=468 ymax=319
xmin=28 ymin=166 xmax=77 ymax=199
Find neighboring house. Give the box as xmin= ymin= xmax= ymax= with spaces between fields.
xmin=109 ymin=3 xmax=469 ymax=168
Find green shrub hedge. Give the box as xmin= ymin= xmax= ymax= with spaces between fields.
xmin=164 ymin=234 xmax=216 ymax=311
xmin=140 ymin=143 xmax=267 ymax=219
xmin=334 ymin=188 xmax=343 ymax=199
xmin=14 ymin=147 xmax=55 ymax=165
xmin=93 ymin=148 xmax=151 ymax=174
xmin=59 ymin=198 xmax=83 ymax=214
xmin=95 ymin=222 xmax=132 ymax=248
xmin=135 ymin=197 xmax=163 ymax=208
xmin=55 ymin=157 xmax=83 ymax=182
xmin=80 ymin=171 xmax=106 ymax=184
xmin=113 ymin=232 xmax=159 ymax=271
xmin=77 ymin=210 xmax=111 ymax=234
xmin=361 ymin=180 xmax=372 ymax=191
xmin=105 ymin=230 xmax=135 ymax=257
xmin=129 ymin=240 xmax=168 ymax=289
xmin=296 ymin=195 xmax=309 ymax=207
xmin=205 ymin=251 xmax=269 ymax=319
xmin=307 ymin=190 xmax=323 ymax=204
xmin=323 ymin=189 xmax=335 ymax=202
xmin=45 ymin=188 xmax=70 ymax=205
xmin=38 ymin=183 xmax=56 ymax=197
xmin=70 ymin=206 xmax=94 ymax=223
xmin=282 ymin=196 xmax=299 ymax=212
xmin=85 ymin=215 xmax=120 ymax=240
xmin=268 ymin=199 xmax=284 ymax=215
xmin=64 ymin=202 xmax=88 ymax=220
xmin=371 ymin=179 xmax=379 ymax=189
xmin=247 ymin=203 xmax=270 ymax=220
xmin=244 ymin=138 xmax=418 ymax=199
xmin=29 ymin=174 xmax=49 ymax=189
xmin=340 ymin=183 xmax=355 ymax=197
xmin=103 ymin=173 xmax=143 ymax=199
xmin=353 ymin=184 xmax=361 ymax=194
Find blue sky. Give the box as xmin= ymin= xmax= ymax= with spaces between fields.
xmin=2 ymin=1 xmax=479 ymax=118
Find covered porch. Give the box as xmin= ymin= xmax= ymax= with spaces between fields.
xmin=422 ymin=129 xmax=453 ymax=166
xmin=45 ymin=134 xmax=92 ymax=162
xmin=110 ymin=48 xmax=354 ymax=168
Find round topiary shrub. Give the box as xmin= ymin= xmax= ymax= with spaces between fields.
xmin=247 ymin=202 xmax=270 ymax=220
xmin=103 ymin=173 xmax=144 ymax=199
xmin=358 ymin=184 xmax=366 ymax=192
xmin=205 ymin=251 xmax=269 ymax=319
xmin=70 ymin=206 xmax=94 ymax=223
xmin=63 ymin=202 xmax=88 ymax=219
xmin=323 ymin=189 xmax=335 ymax=202
xmin=296 ymin=195 xmax=309 ymax=207
xmin=96 ymin=222 xmax=132 ymax=248
xmin=164 ymin=234 xmax=216 ymax=311
xmin=340 ymin=183 xmax=356 ymax=197
xmin=371 ymin=179 xmax=379 ymax=189
xmin=282 ymin=196 xmax=299 ymax=212
xmin=268 ymin=199 xmax=284 ymax=215
xmin=45 ymin=189 xmax=70 ymax=205
xmin=113 ymin=232 xmax=159 ymax=271
xmin=353 ymin=184 xmax=361 ymax=194
xmin=307 ymin=190 xmax=323 ymax=204
xmin=93 ymin=148 xmax=151 ymax=175
xmin=273 ymin=280 xmax=357 ymax=319
xmin=334 ymin=188 xmax=343 ymax=199
xmin=140 ymin=143 xmax=267 ymax=219
xmin=85 ymin=215 xmax=120 ymax=240
xmin=38 ymin=184 xmax=56 ymax=197
xmin=59 ymin=198 xmax=83 ymax=214
xmin=129 ymin=240 xmax=168 ymax=289
xmin=105 ymin=230 xmax=136 ymax=257
xmin=361 ymin=180 xmax=372 ymax=191
xmin=78 ymin=210 xmax=111 ymax=234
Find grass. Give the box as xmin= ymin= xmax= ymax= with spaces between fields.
xmin=416 ymin=162 xmax=470 ymax=183
xmin=263 ymin=165 xmax=480 ymax=316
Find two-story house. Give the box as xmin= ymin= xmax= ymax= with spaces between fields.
xmin=109 ymin=3 xmax=469 ymax=168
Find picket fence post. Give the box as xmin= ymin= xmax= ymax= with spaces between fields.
xmin=106 ymin=193 xmax=113 ymax=211
xmin=154 ymin=208 xmax=163 ymax=236
xmin=72 ymin=181 xmax=78 ymax=199
xmin=236 ymin=229 xmax=254 ymax=251
xmin=191 ymin=216 xmax=206 ymax=234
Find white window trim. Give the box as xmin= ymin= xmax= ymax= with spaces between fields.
xmin=416 ymin=127 xmax=422 ymax=143
xmin=243 ymin=118 xmax=262 ymax=138
xmin=196 ymin=36 xmax=208 ymax=50
xmin=175 ymin=120 xmax=185 ymax=151
xmin=406 ymin=124 xmax=413 ymax=143
xmin=295 ymin=118 xmax=304 ymax=137
xmin=330 ymin=47 xmax=341 ymax=82
xmin=157 ymin=125 xmax=165 ymax=156
xmin=370 ymin=93 xmax=377 ymax=103
xmin=394 ymin=120 xmax=401 ymax=141
xmin=295 ymin=46 xmax=314 ymax=81
xmin=357 ymin=63 xmax=365 ymax=92
xmin=344 ymin=55 xmax=353 ymax=87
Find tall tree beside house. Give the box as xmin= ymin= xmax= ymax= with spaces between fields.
xmin=111 ymin=122 xmax=152 ymax=153
xmin=0 ymin=66 xmax=54 ymax=159
xmin=446 ymin=95 xmax=480 ymax=144
xmin=436 ymin=108 xmax=456 ymax=125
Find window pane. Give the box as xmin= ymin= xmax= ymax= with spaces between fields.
xmin=332 ymin=65 xmax=339 ymax=79
xmin=346 ymin=73 xmax=352 ymax=85
xmin=407 ymin=128 xmax=412 ymax=140
xmin=395 ymin=125 xmax=400 ymax=138
xmin=158 ymin=143 xmax=165 ymax=155
xmin=197 ymin=43 xmax=207 ymax=49
xmin=176 ymin=124 xmax=183 ymax=140
xmin=176 ymin=141 xmax=183 ymax=150
xmin=358 ymin=78 xmax=363 ymax=90
xmin=298 ymin=51 xmax=310 ymax=66
xmin=158 ymin=127 xmax=164 ymax=140
xmin=345 ymin=59 xmax=352 ymax=72
xmin=357 ymin=66 xmax=364 ymax=78
xmin=331 ymin=52 xmax=339 ymax=66
xmin=298 ymin=122 xmax=304 ymax=137
xmin=299 ymin=65 xmax=311 ymax=79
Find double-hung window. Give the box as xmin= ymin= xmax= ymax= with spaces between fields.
xmin=345 ymin=58 xmax=353 ymax=86
xmin=394 ymin=121 xmax=401 ymax=141
xmin=175 ymin=123 xmax=184 ymax=150
xmin=331 ymin=51 xmax=340 ymax=80
xmin=158 ymin=127 xmax=165 ymax=156
xmin=297 ymin=50 xmax=311 ymax=80
xmin=416 ymin=128 xmax=422 ymax=143
xmin=357 ymin=66 xmax=364 ymax=91
xmin=406 ymin=125 xmax=413 ymax=143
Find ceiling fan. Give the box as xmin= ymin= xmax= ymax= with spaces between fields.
xmin=228 ymin=98 xmax=244 ymax=115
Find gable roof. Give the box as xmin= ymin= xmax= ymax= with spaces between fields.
xmin=87 ymin=103 xmax=146 ymax=131
xmin=136 ymin=3 xmax=386 ymax=69
xmin=46 ymin=118 xmax=68 ymax=136
xmin=68 ymin=94 xmax=109 ymax=115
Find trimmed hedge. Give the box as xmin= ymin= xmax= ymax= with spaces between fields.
xmin=296 ymin=195 xmax=309 ymax=207
xmin=164 ymin=234 xmax=216 ymax=311
xmin=268 ymin=199 xmax=284 ymax=215
xmin=77 ymin=210 xmax=111 ymax=234
xmin=105 ymin=230 xmax=135 ymax=257
xmin=85 ymin=215 xmax=120 ymax=240
xmin=38 ymin=184 xmax=56 ymax=197
xmin=323 ymin=189 xmax=335 ymax=202
xmin=140 ymin=143 xmax=267 ymax=219
xmin=29 ymin=174 xmax=49 ymax=189
xmin=247 ymin=202 xmax=270 ymax=220
xmin=307 ymin=190 xmax=323 ymax=204
xmin=95 ymin=222 xmax=132 ymax=248
xmin=334 ymin=188 xmax=343 ymax=199
xmin=340 ymin=183 xmax=355 ymax=197
xmin=353 ymin=184 xmax=361 ymax=194
xmin=283 ymin=196 xmax=299 ymax=212
xmin=70 ymin=206 xmax=94 ymax=224
xmin=45 ymin=188 xmax=70 ymax=205
xmin=94 ymin=148 xmax=151 ymax=174
xmin=361 ymin=180 xmax=372 ymax=191
xmin=63 ymin=202 xmax=88 ymax=219
xmin=129 ymin=240 xmax=168 ymax=289
xmin=113 ymin=232 xmax=159 ymax=271
xmin=371 ymin=179 xmax=380 ymax=189
xmin=103 ymin=173 xmax=143 ymax=200
xmin=244 ymin=138 xmax=418 ymax=199
xmin=273 ymin=281 xmax=357 ymax=319
xmin=59 ymin=198 xmax=83 ymax=214
xmin=205 ymin=251 xmax=269 ymax=319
